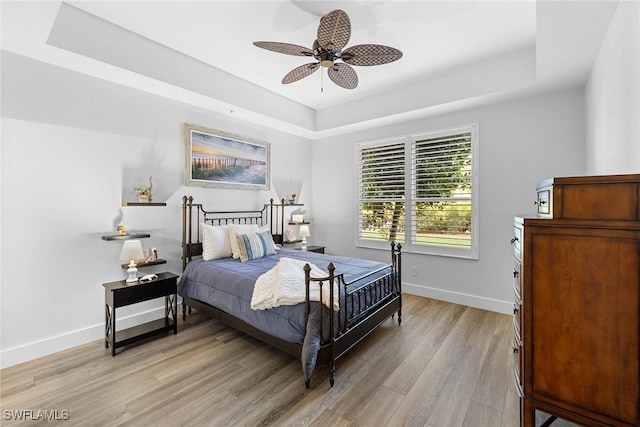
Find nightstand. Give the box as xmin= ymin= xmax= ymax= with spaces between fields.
xmin=103 ymin=271 xmax=178 ymax=356
xmin=302 ymin=245 xmax=325 ymax=254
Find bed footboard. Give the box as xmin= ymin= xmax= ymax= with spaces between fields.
xmin=303 ymin=242 xmax=402 ymax=387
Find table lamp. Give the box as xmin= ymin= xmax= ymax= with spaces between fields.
xmin=298 ymin=225 xmax=310 ymax=250
xmin=119 ymin=240 xmax=145 ymax=283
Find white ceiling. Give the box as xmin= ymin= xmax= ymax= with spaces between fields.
xmin=67 ymin=0 xmax=538 ymax=110
xmin=1 ymin=1 xmax=621 ymax=139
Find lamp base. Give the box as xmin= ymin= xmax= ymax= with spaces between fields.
xmin=126 ymin=261 xmax=138 ymax=283
xmin=301 ymin=237 xmax=307 ymax=251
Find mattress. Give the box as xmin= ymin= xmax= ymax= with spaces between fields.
xmin=177 ymin=248 xmax=392 ymax=380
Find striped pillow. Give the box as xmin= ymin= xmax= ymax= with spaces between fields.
xmin=236 ymin=230 xmax=277 ymax=262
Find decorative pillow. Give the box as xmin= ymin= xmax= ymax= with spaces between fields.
xmin=236 ymin=230 xmax=277 ymax=262
xmin=228 ymin=224 xmax=260 ymax=259
xmin=258 ymin=224 xmax=277 ymax=248
xmin=201 ymin=223 xmax=232 ymax=260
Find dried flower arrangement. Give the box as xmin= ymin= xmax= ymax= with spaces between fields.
xmin=134 ymin=176 xmax=153 ymax=201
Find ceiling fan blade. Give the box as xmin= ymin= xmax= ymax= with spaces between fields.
xmin=342 ymin=44 xmax=403 ymax=66
xmin=317 ymin=9 xmax=351 ymax=50
xmin=327 ymin=63 xmax=358 ymax=89
xmin=253 ymin=41 xmax=313 ymax=57
xmin=282 ymin=63 xmax=320 ymax=84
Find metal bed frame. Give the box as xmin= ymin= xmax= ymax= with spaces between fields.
xmin=180 ymin=195 xmax=402 ymax=387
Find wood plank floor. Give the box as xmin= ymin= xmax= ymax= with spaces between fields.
xmin=1 ymin=295 xmax=522 ymax=426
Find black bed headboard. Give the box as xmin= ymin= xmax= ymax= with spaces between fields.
xmin=181 ymin=196 xmax=290 ymax=270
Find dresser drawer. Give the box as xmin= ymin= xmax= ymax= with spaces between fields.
xmin=513 ymin=259 xmax=522 ymax=304
xmin=512 ymin=305 xmax=522 ymax=345
xmin=512 ymin=224 xmax=523 ymax=260
xmin=512 ymin=340 xmax=524 ymax=397
xmin=536 ymin=189 xmax=551 ymax=216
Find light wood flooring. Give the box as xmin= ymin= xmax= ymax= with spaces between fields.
xmin=1 ymin=295 xmax=523 ymax=426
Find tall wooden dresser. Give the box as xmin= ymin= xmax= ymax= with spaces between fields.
xmin=513 ymin=174 xmax=640 ymax=427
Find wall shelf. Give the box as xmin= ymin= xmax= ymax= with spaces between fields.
xmin=122 ymin=202 xmax=167 ymax=207
xmin=120 ymin=259 xmax=166 ymax=269
xmin=102 ymin=233 xmax=150 ymax=241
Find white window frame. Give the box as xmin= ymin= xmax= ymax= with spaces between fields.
xmin=356 ymin=124 xmax=479 ymax=259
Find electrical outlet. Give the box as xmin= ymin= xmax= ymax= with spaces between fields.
xmin=411 ymin=266 xmax=418 ymax=277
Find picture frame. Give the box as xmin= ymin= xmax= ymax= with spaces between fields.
xmin=184 ymin=123 xmax=270 ymax=190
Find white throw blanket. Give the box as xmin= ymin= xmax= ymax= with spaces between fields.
xmin=251 ymin=257 xmax=339 ymax=311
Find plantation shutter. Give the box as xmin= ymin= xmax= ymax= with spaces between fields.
xmin=411 ymin=132 xmax=472 ymax=249
xmin=358 ymin=142 xmax=406 ymax=243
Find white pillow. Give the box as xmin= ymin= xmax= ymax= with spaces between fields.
xmin=202 ymin=223 xmax=232 ymax=260
xmin=227 ymin=224 xmax=260 ymax=259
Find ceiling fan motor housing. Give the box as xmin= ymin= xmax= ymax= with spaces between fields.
xmin=313 ymin=41 xmax=341 ymax=67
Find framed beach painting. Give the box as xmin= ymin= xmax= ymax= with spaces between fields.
xmin=184 ymin=123 xmax=270 ymax=190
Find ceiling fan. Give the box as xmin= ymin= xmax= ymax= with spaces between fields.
xmin=253 ymin=9 xmax=402 ymax=90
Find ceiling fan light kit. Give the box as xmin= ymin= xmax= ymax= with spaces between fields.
xmin=254 ymin=9 xmax=402 ymax=90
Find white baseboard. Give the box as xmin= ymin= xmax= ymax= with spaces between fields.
xmin=2 ymin=286 xmax=511 ymax=369
xmin=402 ymin=282 xmax=513 ymax=315
xmin=0 ymin=306 xmax=169 ymax=369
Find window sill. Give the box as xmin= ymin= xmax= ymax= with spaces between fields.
xmin=356 ymin=242 xmax=478 ymax=260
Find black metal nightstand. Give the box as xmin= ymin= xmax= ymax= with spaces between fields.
xmin=103 ymin=271 xmax=178 ymax=356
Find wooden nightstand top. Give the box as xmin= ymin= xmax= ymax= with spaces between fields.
xmin=103 ymin=271 xmax=179 ymax=290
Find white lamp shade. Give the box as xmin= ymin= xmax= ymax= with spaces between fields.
xmin=298 ymin=225 xmax=310 ymax=238
xmin=119 ymin=240 xmax=144 ymax=262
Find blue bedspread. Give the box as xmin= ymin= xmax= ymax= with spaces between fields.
xmin=178 ymin=248 xmax=391 ymax=380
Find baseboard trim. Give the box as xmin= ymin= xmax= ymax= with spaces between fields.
xmin=403 ymin=282 xmax=513 ymax=315
xmin=2 ymin=286 xmax=511 ymax=369
xmin=0 ymin=306 xmax=168 ymax=369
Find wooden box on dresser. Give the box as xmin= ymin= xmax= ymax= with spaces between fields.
xmin=513 ymin=174 xmax=640 ymax=427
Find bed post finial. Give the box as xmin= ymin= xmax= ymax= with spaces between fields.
xmin=390 ymin=241 xmax=396 ymax=264
xmin=392 ymin=241 xmax=402 ymax=269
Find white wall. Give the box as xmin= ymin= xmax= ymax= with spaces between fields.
xmin=311 ymin=88 xmax=586 ymax=313
xmin=585 ymin=1 xmax=640 ymax=174
xmin=0 ymin=69 xmax=313 ymax=368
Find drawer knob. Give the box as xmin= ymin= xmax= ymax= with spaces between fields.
xmin=513 ymin=304 xmax=519 ymax=315
xmin=513 ymin=268 xmax=519 ymax=278
xmin=510 ymin=237 xmax=519 ymax=244
xmin=534 ymin=200 xmax=547 ymax=205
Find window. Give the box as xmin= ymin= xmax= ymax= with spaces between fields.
xmin=358 ymin=140 xmax=406 ymax=244
xmin=357 ymin=124 xmax=478 ymax=259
